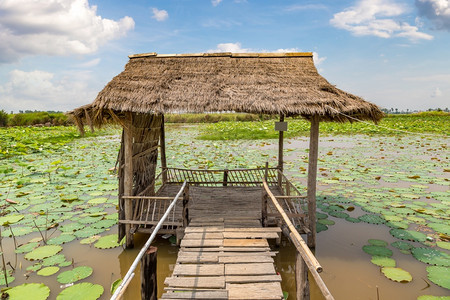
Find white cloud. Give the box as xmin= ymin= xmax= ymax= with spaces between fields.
xmin=77 ymin=58 xmax=101 ymax=68
xmin=152 ymin=8 xmax=169 ymax=22
xmin=0 ymin=0 xmax=134 ymax=63
xmin=416 ymin=0 xmax=450 ymax=31
xmin=212 ymin=0 xmax=223 ymax=7
xmin=431 ymin=87 xmax=442 ymax=97
xmin=0 ymin=69 xmax=97 ymax=112
xmin=330 ymin=0 xmax=433 ymax=41
xmin=207 ymin=42 xmax=251 ymax=53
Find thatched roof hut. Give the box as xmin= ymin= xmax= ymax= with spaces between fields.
xmin=69 ymin=52 xmax=382 ymax=127
xmin=68 ymin=52 xmax=383 ymax=250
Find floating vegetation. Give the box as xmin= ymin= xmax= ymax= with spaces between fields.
xmin=57 ymin=266 xmax=93 ymax=284
xmin=426 ymin=266 xmax=450 ymax=289
xmin=411 ymin=248 xmax=450 ymax=266
xmin=57 ymin=282 xmax=104 ymax=299
xmin=362 ymin=245 xmax=393 ymax=257
xmin=381 ymin=267 xmax=412 ymax=283
xmin=3 ymin=283 xmax=50 ymax=300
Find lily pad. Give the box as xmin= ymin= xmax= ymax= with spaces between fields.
xmin=57 ymin=266 xmax=93 ymax=284
xmin=15 ymin=242 xmax=40 ymax=254
xmin=411 ymin=247 xmax=450 ymax=266
xmin=4 ymin=283 xmax=50 ymax=300
xmin=0 ymin=214 xmax=24 ymax=225
xmin=80 ymin=236 xmax=101 ymax=245
xmin=74 ymin=227 xmax=104 ymax=238
xmin=42 ymin=254 xmax=66 ymax=266
xmin=59 ymin=222 xmax=84 ymax=233
xmin=391 ymin=241 xmax=414 ymax=251
xmin=57 ymin=282 xmax=104 ymax=300
xmin=25 ymin=245 xmax=63 ymax=261
xmin=91 ymin=219 xmax=116 ymax=229
xmin=359 ymin=214 xmax=385 ymax=225
xmin=426 ymin=266 xmax=450 ymax=289
xmin=389 ymin=229 xmax=427 ymax=242
xmin=428 ymin=223 xmax=450 ymax=235
xmin=110 ymin=279 xmax=122 ymax=295
xmin=37 ymin=266 xmax=60 ymax=276
xmin=318 ymin=219 xmax=335 ymax=226
xmin=0 ymin=270 xmax=15 ymax=286
xmin=368 ymin=239 xmax=388 ymax=247
xmin=436 ymin=241 xmax=450 ymax=250
xmin=94 ymin=234 xmax=122 ymax=249
xmin=381 ymin=267 xmax=412 ymax=283
xmin=362 ymin=245 xmax=393 ymax=257
xmin=417 ymin=296 xmax=450 ymax=300
xmin=316 ymin=222 xmax=328 ymax=233
xmin=371 ymin=256 xmax=396 ymax=267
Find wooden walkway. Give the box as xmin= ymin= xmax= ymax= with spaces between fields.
xmin=161 ymin=217 xmax=284 ymax=299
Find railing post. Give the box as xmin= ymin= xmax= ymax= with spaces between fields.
xmin=124 ymin=120 xmax=134 ymax=249
xmin=264 ymin=162 xmax=269 ymax=182
xmin=262 ymin=190 xmax=268 ymax=227
xmin=223 ymin=169 xmax=228 ymax=187
xmin=141 ymin=246 xmax=158 ymax=300
xmin=182 ymin=185 xmax=189 ymax=228
xmin=296 ymin=252 xmax=310 ymax=300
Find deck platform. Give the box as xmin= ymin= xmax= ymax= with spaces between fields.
xmin=162 ymin=217 xmax=284 ymax=300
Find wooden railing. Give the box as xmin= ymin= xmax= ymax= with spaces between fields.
xmin=262 ymin=180 xmax=334 ymax=300
xmin=112 ymin=181 xmax=188 ymax=300
xmin=162 ymin=166 xmax=279 ymax=186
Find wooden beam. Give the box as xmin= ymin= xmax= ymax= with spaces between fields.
xmin=141 ymin=246 xmax=157 ymax=300
xmin=160 ymin=114 xmax=167 ymax=184
xmin=123 ymin=116 xmax=134 ymax=249
xmin=307 ymin=116 xmax=319 ymax=248
xmin=278 ymin=114 xmax=284 ymax=187
xmin=296 ymin=251 xmax=310 ymax=300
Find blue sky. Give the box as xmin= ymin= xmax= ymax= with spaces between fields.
xmin=0 ymin=0 xmax=449 ymax=113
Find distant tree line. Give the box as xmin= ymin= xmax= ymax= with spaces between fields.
xmin=381 ymin=107 xmax=449 ymax=114
xmin=0 ymin=110 xmax=70 ymax=127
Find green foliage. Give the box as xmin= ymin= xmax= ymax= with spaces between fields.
xmin=25 ymin=245 xmax=63 ymax=261
xmin=0 ymin=109 xmax=9 ymax=127
xmin=199 ymin=113 xmax=450 ymax=140
xmin=8 ymin=111 xmax=70 ymax=126
xmin=371 ymin=256 xmax=396 ymax=267
xmin=362 ymin=245 xmax=393 ymax=257
xmin=4 ymin=283 xmax=50 ymax=300
xmin=57 ymin=282 xmax=104 ymax=300
xmin=381 ymin=267 xmax=412 ymax=282
xmin=426 ymin=266 xmax=450 ymax=289
xmin=411 ymin=248 xmax=450 ymax=266
xmin=57 ymin=266 xmax=93 ymax=284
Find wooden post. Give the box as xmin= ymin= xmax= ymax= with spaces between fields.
xmin=182 ymin=185 xmax=189 ymax=228
xmin=262 ymin=192 xmax=268 ymax=227
xmin=124 ymin=119 xmax=134 ymax=249
xmin=296 ymin=252 xmax=310 ymax=300
xmin=278 ymin=114 xmax=284 ymax=187
xmin=140 ymin=246 xmax=157 ymax=300
xmin=264 ymin=161 xmax=269 ymax=182
xmin=160 ymin=114 xmax=167 ymax=184
xmin=307 ymin=116 xmax=319 ymax=248
xmin=223 ymin=169 xmax=228 ymax=187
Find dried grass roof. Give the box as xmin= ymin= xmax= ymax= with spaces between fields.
xmin=69 ymin=52 xmax=383 ymax=126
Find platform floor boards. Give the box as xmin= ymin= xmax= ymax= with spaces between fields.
xmin=161 ymin=218 xmax=283 ymax=300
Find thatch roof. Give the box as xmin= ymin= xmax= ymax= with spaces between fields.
xmin=69 ymin=52 xmax=383 ymax=126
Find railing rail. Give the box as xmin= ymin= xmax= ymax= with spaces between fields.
xmin=111 ymin=181 xmax=188 ymax=300
xmin=262 ymin=180 xmax=334 ymax=300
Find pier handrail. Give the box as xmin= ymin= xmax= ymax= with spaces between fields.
xmin=111 ymin=181 xmax=188 ymax=300
xmin=262 ymin=180 xmax=334 ymax=300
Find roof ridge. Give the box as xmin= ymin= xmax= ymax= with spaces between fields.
xmin=128 ymin=52 xmax=313 ymax=59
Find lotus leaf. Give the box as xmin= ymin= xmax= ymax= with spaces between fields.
xmin=73 ymin=227 xmax=104 ymax=238
xmin=371 ymin=256 xmax=396 ymax=267
xmin=362 ymin=245 xmax=393 ymax=257
xmin=57 ymin=282 xmax=103 ymax=300
xmin=359 ymin=214 xmax=385 ymax=224
xmin=59 ymin=222 xmax=84 ymax=232
xmin=381 ymin=267 xmax=412 ymax=282
xmin=386 ymin=221 xmax=409 ymax=229
xmin=80 ymin=236 xmax=100 ymax=245
xmin=428 ymin=223 xmax=450 ymax=235
xmin=417 ymin=296 xmax=450 ymax=300
xmin=316 ymin=223 xmax=328 ymax=233
xmin=37 ymin=266 xmax=60 ymax=276
xmin=2 ymin=226 xmax=34 ymax=237
xmin=94 ymin=234 xmax=121 ymax=249
xmin=26 ymin=264 xmax=42 ymax=272
xmin=389 ymin=229 xmax=427 ymax=242
xmin=316 ymin=212 xmax=328 ymax=219
xmin=25 ymin=245 xmax=62 ymax=261
xmin=78 ymin=216 xmax=103 ymax=224
xmin=42 ymin=254 xmax=66 ymax=266
xmin=15 ymin=242 xmax=39 ymax=254
xmin=47 ymin=234 xmax=76 ymax=245
xmin=391 ymin=241 xmax=414 ymax=250
xmin=0 ymin=270 xmax=15 ymax=285
xmin=426 ymin=266 xmax=450 ymax=289
xmin=328 ymin=211 xmax=349 ymax=218
xmin=4 ymin=283 xmax=50 ymax=300
xmin=57 ymin=266 xmax=93 ymax=284
xmin=436 ymin=241 xmax=450 ymax=250
xmin=0 ymin=214 xmax=24 ymax=225
xmin=411 ymin=248 xmax=450 ymax=266
xmin=345 ymin=216 xmax=361 ymax=223
xmin=91 ymin=219 xmax=116 ymax=229
xmin=110 ymin=279 xmax=122 ymax=294
xmin=368 ymin=239 xmax=388 ymax=247
xmin=318 ymin=219 xmax=335 ymax=225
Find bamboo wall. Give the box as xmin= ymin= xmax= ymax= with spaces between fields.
xmin=118 ymin=113 xmax=163 ymax=241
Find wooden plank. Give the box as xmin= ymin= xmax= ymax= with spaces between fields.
xmin=172 ymin=264 xmax=224 ymax=276
xmin=189 ymin=222 xmax=225 ymax=227
xmin=227 ymin=282 xmax=283 ymax=300
xmin=307 ymin=115 xmax=319 ymax=247
xmin=183 ymin=232 xmax=223 ymax=239
xmin=223 ymin=232 xmax=279 ymax=239
xmin=185 ymin=227 xmax=224 ymax=233
xmin=219 ymin=255 xmax=274 ymax=264
xmin=191 ymin=217 xmax=224 ymax=222
xmin=218 ymin=252 xmax=277 ymax=257
xmin=164 ymin=276 xmax=225 ymax=289
xmin=180 ymin=239 xmax=223 ymax=248
xmin=225 ymin=274 xmax=282 ymax=283
xmin=161 ymin=290 xmax=228 ymax=299
xmin=181 ymin=247 xmax=271 ymax=252
xmin=223 ymin=239 xmax=269 ymax=247
xmin=225 ymin=263 xmax=276 ymax=276
xmin=177 ymin=254 xmax=219 ymax=263
xmin=224 ymin=228 xmax=281 ymax=232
